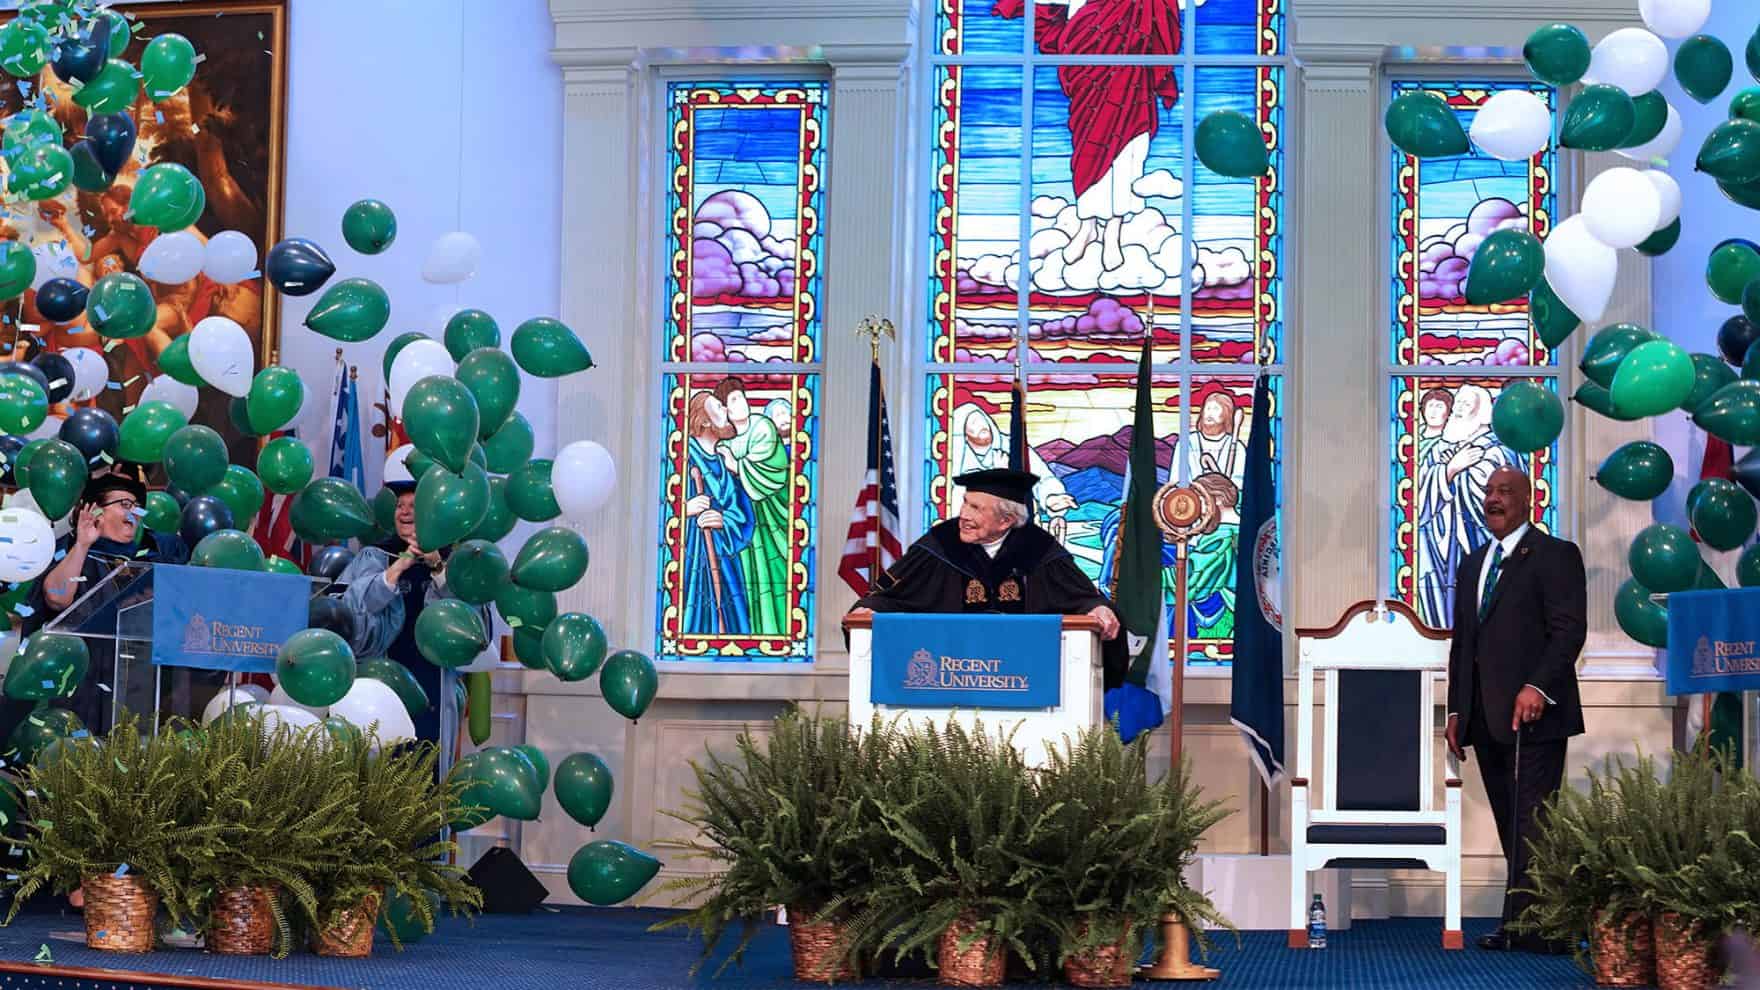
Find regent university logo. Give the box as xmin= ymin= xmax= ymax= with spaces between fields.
xmin=182 ymin=612 xmax=279 ymax=659
xmin=902 ymin=646 xmax=1031 ymax=693
xmin=1692 ymin=634 xmax=1760 ymax=678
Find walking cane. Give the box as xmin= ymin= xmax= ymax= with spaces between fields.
xmin=1508 ymin=722 xmax=1522 ymax=937
xmin=689 ymin=464 xmax=727 ymax=634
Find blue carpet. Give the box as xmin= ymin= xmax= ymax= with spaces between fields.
xmin=0 ymin=907 xmax=1595 ymax=989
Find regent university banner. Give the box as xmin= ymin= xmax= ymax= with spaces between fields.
xmin=871 ymin=614 xmax=1061 ymax=709
xmin=152 ymin=565 xmax=312 ymax=673
xmin=1666 ymin=587 xmax=1760 ymax=697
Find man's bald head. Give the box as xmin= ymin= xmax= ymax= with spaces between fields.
xmin=1483 ymin=467 xmax=1531 ymax=539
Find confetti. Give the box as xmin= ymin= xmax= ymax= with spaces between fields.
xmin=113 ymin=863 xmax=128 ymax=877
xmin=11 ymin=604 xmax=30 ymax=618
xmin=97 ymin=683 xmax=111 ymax=693
xmin=32 ymin=944 xmax=48 ymax=963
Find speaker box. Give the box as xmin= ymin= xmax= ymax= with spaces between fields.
xmin=467 ymin=846 xmax=548 ymax=913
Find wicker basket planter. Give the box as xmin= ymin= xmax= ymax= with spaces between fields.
xmin=786 ymin=907 xmax=856 ymax=983
xmin=312 ymin=890 xmax=382 ymax=958
xmin=209 ymin=885 xmax=277 ymax=955
xmin=1061 ymin=918 xmax=1133 ymax=989
xmin=1591 ymin=910 xmax=1655 ymax=987
xmin=1655 ymin=912 xmax=1721 ymax=990
xmin=81 ymin=873 xmax=158 ymax=953
xmin=937 ymin=913 xmax=1005 ymax=987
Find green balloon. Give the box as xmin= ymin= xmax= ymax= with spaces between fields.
xmin=1618 ymin=92 xmax=1669 ymax=151
xmin=1530 ymin=279 xmax=1580 ymax=350
xmin=1464 ymin=229 xmax=1543 ymax=306
xmin=512 ymin=526 xmax=589 ymax=593
xmin=1580 ymin=323 xmax=1658 ymax=390
xmin=506 ymin=459 xmax=558 ymax=522
xmin=158 ymin=334 xmax=204 ymax=385
xmin=116 ymin=400 xmax=187 ymax=463
xmin=444 ymin=310 xmax=500 ymax=362
xmin=321 ymin=715 xmax=361 ymax=746
xmin=1709 ymin=240 xmax=1760 ymax=304
xmin=210 ymin=465 xmax=265 ymax=526
xmin=358 ymin=657 xmax=430 ymax=718
xmin=257 ymin=436 xmax=315 ymax=495
xmin=1684 ymin=353 xmax=1738 ymax=415
xmin=511 ymin=625 xmax=546 ymax=670
xmin=128 ymin=162 xmax=204 ymax=231
xmin=469 ymin=443 xmax=487 ymax=471
xmin=1384 ymin=90 xmax=1468 ymax=159
xmin=1610 ymin=339 xmax=1696 ymax=418
xmin=1595 ymin=442 xmax=1673 ymax=501
xmin=0 ymin=374 xmax=47 ymax=435
xmin=554 ymin=751 xmax=613 ymax=827
xmin=3 ymin=634 xmax=89 ymax=701
xmin=1192 ymin=109 xmax=1268 ymax=178
xmin=543 ymin=613 xmax=608 ymax=683
xmin=452 ymin=747 xmax=541 ymax=824
xmin=88 ymin=272 xmax=157 ymax=339
xmin=381 ymin=332 xmax=431 ymax=381
xmin=0 ymin=242 xmax=35 ymax=301
xmin=403 ymin=376 xmax=478 ymax=474
xmin=600 ymin=650 xmax=658 ymax=721
xmin=10 ymin=438 xmax=44 ymax=489
xmin=455 ymin=347 xmax=519 ymax=439
xmin=371 ymin=485 xmax=398 ymax=536
xmin=1734 ymin=87 xmax=1760 ymax=122
xmin=5 ymin=707 xmax=81 ymax=768
xmin=162 ymin=424 xmax=228 ymax=493
xmin=143 ymin=490 xmax=179 ymax=533
xmin=495 ymin=583 xmax=557 ymax=632
xmin=446 ymin=540 xmax=507 ymax=605
xmin=7 ymin=143 xmax=71 ymax=201
xmin=190 ymin=529 xmax=266 ymax=571
xmin=266 ymin=555 xmax=303 ymax=575
xmin=1635 ymin=218 xmax=1681 ymax=258
xmin=472 ymin=475 xmax=516 ymax=543
xmin=482 ymin=413 xmax=535 ymax=474
xmin=1 ymin=109 xmax=60 ymax=154
xmin=290 ymin=477 xmax=376 ymax=542
xmin=0 ymin=19 xmax=50 ymax=76
xmin=1559 ymin=84 xmax=1635 ymax=152
xmin=141 ymin=33 xmax=197 ymax=101
xmin=1740 ymin=545 xmax=1760 ymax=588
xmin=1615 ymin=578 xmax=1668 ymax=648
xmin=1690 ymin=478 xmax=1758 ymax=551
xmin=415 ymin=599 xmax=487 ymax=669
xmin=69 ymin=141 xmax=111 ymax=195
xmin=1629 ymin=524 xmax=1701 ymax=594
xmin=246 ymin=366 xmax=305 ymax=434
xmin=1698 ymin=118 xmax=1760 ymax=185
xmin=1720 ymin=174 xmax=1760 ymax=211
xmin=1696 ymin=561 xmax=1727 ymax=590
xmin=27 ymin=439 xmax=88 ymax=519
xmin=414 ymin=462 xmax=490 ymax=551
xmin=510 ymin=318 xmax=593 ymax=378
xmin=1749 ymin=29 xmax=1760 ymax=85
xmin=378 ymin=889 xmax=441 ymax=945
xmin=568 ymin=840 xmax=659 ymax=906
xmin=71 ymin=58 xmax=139 ymax=114
xmin=1524 ymin=23 xmax=1591 ymax=86
xmin=341 ymin=199 xmax=397 ymax=255
xmin=1489 ymin=380 xmax=1561 ymax=454
xmin=1574 ymin=382 xmax=1641 ymax=422
xmin=1677 ymin=34 xmax=1734 ymax=104
xmin=507 ymin=745 xmax=549 ymax=793
xmin=304 ymin=277 xmax=390 ymax=343
xmin=98 ymin=10 xmax=133 ymax=55
xmin=1694 ymin=380 xmax=1760 ymax=446
xmin=276 ymin=628 xmax=356 ymax=708
xmin=405 ymin=448 xmax=436 ymax=481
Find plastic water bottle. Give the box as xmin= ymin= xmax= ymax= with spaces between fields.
xmin=1308 ymin=894 xmax=1327 ymax=949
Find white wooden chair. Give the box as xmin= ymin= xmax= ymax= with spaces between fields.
xmin=1289 ymin=600 xmax=1462 ymax=949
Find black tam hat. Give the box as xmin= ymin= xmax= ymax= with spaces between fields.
xmin=953 ymin=468 xmax=1037 ymax=507
xmin=384 ymin=480 xmax=417 ymax=496
xmin=82 ymin=464 xmax=147 ymax=506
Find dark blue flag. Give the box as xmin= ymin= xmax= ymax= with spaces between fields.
xmin=1230 ymin=374 xmax=1284 ymax=786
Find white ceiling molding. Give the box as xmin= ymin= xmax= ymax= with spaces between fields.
xmin=1293 ymin=0 xmax=1642 ymax=59
xmin=549 ymin=0 xmax=915 ymax=69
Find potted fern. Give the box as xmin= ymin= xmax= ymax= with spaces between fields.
xmin=652 ymin=710 xmax=893 ymax=981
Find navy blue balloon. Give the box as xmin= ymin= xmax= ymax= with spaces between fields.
xmin=0 ymin=435 xmax=23 ymax=486
xmin=50 ymin=16 xmax=110 ymax=85
xmin=165 ymin=485 xmax=192 ymax=507
xmin=67 ymin=140 xmax=114 ymax=193
xmin=228 ymin=396 xmax=259 ymax=439
xmin=0 ymin=361 xmax=49 ymax=394
xmin=35 ymin=279 xmax=89 ymax=323
xmin=1721 ymin=314 xmax=1760 ymax=368
xmin=307 ymin=595 xmax=356 ymax=642
xmin=84 ymin=112 xmax=136 ymax=176
xmin=30 ymin=351 xmax=74 ymax=404
xmin=58 ymin=408 xmax=118 ymax=464
xmin=308 ymin=545 xmax=356 ymax=581
xmin=264 ymin=237 xmax=336 ymax=297
xmin=179 ymin=495 xmax=235 ymax=549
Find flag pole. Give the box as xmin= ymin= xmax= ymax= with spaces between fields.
xmin=854 ymin=316 xmax=895 ymax=589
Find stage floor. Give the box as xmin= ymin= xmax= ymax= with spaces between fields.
xmin=0 ymin=906 xmax=1595 ymax=989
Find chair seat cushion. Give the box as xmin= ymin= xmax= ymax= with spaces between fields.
xmin=1306 ymin=824 xmax=1446 ymax=845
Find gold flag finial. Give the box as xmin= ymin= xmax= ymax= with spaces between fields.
xmin=854 ymin=315 xmax=896 ymax=363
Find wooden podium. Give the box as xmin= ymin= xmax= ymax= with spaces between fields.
xmin=841 ymin=613 xmax=1104 ymax=767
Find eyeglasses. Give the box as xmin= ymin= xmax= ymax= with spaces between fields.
xmin=98 ymin=498 xmax=138 ymax=513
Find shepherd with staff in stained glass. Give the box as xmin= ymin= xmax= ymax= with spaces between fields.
xmin=682 ymin=389 xmax=756 ymax=635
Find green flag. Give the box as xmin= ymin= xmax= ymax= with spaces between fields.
xmin=1116 ymin=336 xmax=1164 ymax=688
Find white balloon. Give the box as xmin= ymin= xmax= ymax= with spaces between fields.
xmin=203 ymin=230 xmax=259 ymax=285
xmin=1638 ymin=0 xmax=1710 ymax=39
xmin=0 ymin=628 xmax=19 ymax=681
xmin=1468 ymin=90 xmax=1551 ymax=162
xmin=387 ymin=339 xmax=452 ymax=412
xmin=421 ymin=231 xmax=481 ymax=284
xmin=1583 ymin=28 xmax=1668 ymax=96
xmin=258 ymin=704 xmax=323 ymax=735
xmin=1543 ymin=215 xmax=1619 ymax=323
xmin=141 ymin=375 xmax=200 ymax=420
xmin=137 ymin=230 xmax=204 ymax=284
xmin=1581 ymin=168 xmax=1662 ymax=249
xmin=201 ymin=684 xmax=269 ymax=725
xmin=1645 ymin=170 xmax=1682 ymax=229
xmin=553 ymin=441 xmax=617 ymax=519
xmin=25 ymin=414 xmax=61 ymax=443
xmin=63 ymin=347 xmax=108 ymax=402
xmin=1616 ymin=103 xmax=1683 ymax=162
xmin=29 ymin=244 xmax=76 ymax=291
xmin=0 ymin=506 xmax=55 ymax=582
xmin=329 ymin=677 xmax=415 ymax=744
xmin=269 ymin=681 xmax=329 ymax=718
xmin=188 ymin=316 xmax=254 ymax=397
xmin=384 ymin=443 xmax=416 ymax=484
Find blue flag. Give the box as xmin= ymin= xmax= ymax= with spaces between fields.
xmin=1230 ymin=374 xmax=1284 ymax=786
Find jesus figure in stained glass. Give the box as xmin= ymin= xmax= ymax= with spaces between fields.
xmin=1414 ymin=384 xmax=1518 ymax=627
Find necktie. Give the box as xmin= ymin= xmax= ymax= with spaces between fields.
xmin=1478 ymin=542 xmax=1504 ymax=621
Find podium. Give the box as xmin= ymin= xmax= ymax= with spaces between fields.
xmin=842 ymin=613 xmax=1103 ymax=766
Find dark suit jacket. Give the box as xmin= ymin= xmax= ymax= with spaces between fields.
xmin=1446 ymin=527 xmax=1588 ymax=747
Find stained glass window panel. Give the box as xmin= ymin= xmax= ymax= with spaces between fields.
xmin=1028 ymin=0 xmax=1181 ymax=56
xmin=1196 ymin=0 xmax=1286 ymax=56
xmin=665 ymin=81 xmax=827 ymax=365
xmin=657 ymin=372 xmax=819 ymax=662
xmin=1192 ymin=66 xmax=1284 ymax=364
xmin=1388 ymin=80 xmax=1558 ymax=368
xmin=1388 ymin=375 xmax=1559 ymax=630
xmin=934 ymin=0 xmax=1025 ymax=56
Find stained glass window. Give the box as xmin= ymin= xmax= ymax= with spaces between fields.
xmin=657 ymin=81 xmax=825 ymax=663
xmin=924 ymin=3 xmax=1286 ymax=667
xmin=1386 ymin=79 xmax=1561 ymax=630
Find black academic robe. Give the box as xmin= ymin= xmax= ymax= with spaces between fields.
xmin=853 ymin=520 xmax=1126 ymax=688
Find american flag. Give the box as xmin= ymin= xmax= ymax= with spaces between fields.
xmin=838 ymin=361 xmax=902 ymax=595
xmin=252 ymin=427 xmax=300 ymax=564
xmin=330 ymin=365 xmax=365 ymax=491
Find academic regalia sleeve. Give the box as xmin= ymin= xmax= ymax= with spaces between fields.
xmin=1036 ymin=554 xmax=1111 ymax=615
xmin=852 ymin=542 xmax=946 ymax=614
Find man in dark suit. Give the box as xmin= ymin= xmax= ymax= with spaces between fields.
xmin=1443 ymin=467 xmax=1586 ymax=953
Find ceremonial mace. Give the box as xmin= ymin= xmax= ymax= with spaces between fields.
xmin=1141 ymin=480 xmax=1223 ymax=981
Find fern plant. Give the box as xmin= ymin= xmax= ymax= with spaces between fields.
xmin=1616 ymin=745 xmax=1760 ymax=936
xmin=1513 ymin=756 xmax=1644 ymax=964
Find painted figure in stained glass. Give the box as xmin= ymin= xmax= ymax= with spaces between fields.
xmin=712 ymin=378 xmax=791 ymax=637
xmin=949 ymin=402 xmax=1075 ymax=534
xmin=682 ymin=390 xmax=756 ymax=635
xmin=1184 ymin=389 xmax=1247 ymax=491
xmin=1416 ymin=387 xmax=1453 ymax=463
xmin=1415 ymin=383 xmax=1518 ymax=627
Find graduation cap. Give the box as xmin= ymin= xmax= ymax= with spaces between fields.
xmin=954 ymin=468 xmax=1037 ymax=507
xmin=83 ymin=464 xmax=147 ymax=506
xmin=384 ymin=480 xmax=417 ymax=496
